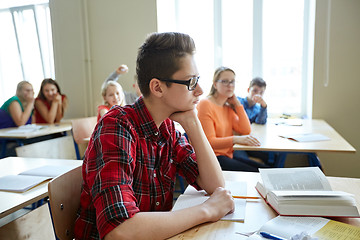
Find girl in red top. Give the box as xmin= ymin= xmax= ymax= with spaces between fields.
xmin=97 ymin=80 xmax=126 ymax=121
xmin=34 ymin=78 xmax=68 ymax=123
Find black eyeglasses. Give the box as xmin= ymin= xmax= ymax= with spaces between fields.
xmin=217 ymin=79 xmax=235 ymax=86
xmin=157 ymin=76 xmax=200 ymax=91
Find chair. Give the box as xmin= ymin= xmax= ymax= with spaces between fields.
xmin=15 ymin=135 xmax=77 ymax=159
xmin=48 ymin=166 xmax=82 ymax=240
xmin=70 ymin=116 xmax=97 ymax=159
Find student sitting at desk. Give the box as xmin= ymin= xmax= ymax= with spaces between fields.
xmin=97 ymin=80 xmax=126 ymax=121
xmin=105 ymin=64 xmax=142 ymax=104
xmin=0 ymin=81 xmax=34 ymax=129
xmin=237 ymin=77 xmax=267 ymax=124
xmin=74 ymin=32 xmax=234 ymax=240
xmin=197 ymin=67 xmax=269 ymax=172
xmin=34 ymin=78 xmax=68 ymax=123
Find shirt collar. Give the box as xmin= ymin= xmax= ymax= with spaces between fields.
xmin=133 ymin=97 xmax=160 ymax=139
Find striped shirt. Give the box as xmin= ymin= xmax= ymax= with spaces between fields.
xmin=74 ymin=97 xmax=200 ymax=239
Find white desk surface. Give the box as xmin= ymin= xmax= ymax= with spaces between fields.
xmin=234 ymin=119 xmax=356 ymax=153
xmin=0 ymin=157 xmax=82 ymax=219
xmin=170 ymin=171 xmax=360 ymax=240
xmin=0 ymin=123 xmax=72 ymax=139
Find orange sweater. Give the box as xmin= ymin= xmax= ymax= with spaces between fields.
xmin=197 ymin=98 xmax=251 ymax=158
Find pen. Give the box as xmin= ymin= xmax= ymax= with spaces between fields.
xmin=232 ymin=195 xmax=260 ymax=199
xmin=259 ymin=231 xmax=286 ymax=240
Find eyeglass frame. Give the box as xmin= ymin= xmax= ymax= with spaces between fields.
xmin=216 ymin=79 xmax=236 ymax=86
xmin=156 ymin=76 xmax=200 ymax=91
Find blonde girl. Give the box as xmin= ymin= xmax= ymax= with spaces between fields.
xmin=97 ymin=81 xmax=126 ymax=121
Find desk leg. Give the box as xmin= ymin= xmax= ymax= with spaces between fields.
xmin=307 ymin=153 xmax=323 ymax=170
xmin=274 ymin=153 xmax=288 ymax=168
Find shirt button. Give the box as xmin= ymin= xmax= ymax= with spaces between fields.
xmin=170 ymin=159 xmax=173 ymax=163
xmin=154 ymin=132 xmax=158 ymax=136
xmin=156 ymin=202 xmax=160 ymax=206
xmin=153 ymin=173 xmax=156 ymax=178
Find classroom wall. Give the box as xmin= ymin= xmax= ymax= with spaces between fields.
xmin=313 ymin=0 xmax=360 ymax=178
xmin=49 ymin=0 xmax=157 ymax=118
xmin=50 ymin=0 xmax=359 ymax=177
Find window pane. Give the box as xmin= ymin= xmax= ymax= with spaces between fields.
xmin=36 ymin=4 xmax=55 ymax=78
xmin=13 ymin=8 xmax=44 ymax=87
xmin=0 ymin=10 xmax=23 ymax=104
xmin=262 ymin=0 xmax=304 ymax=115
xmin=157 ymin=0 xmax=214 ymax=96
xmin=222 ymin=0 xmax=253 ymax=97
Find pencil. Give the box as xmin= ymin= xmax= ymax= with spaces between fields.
xmin=232 ymin=195 xmax=260 ymax=199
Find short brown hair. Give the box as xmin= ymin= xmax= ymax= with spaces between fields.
xmin=250 ymin=77 xmax=266 ymax=88
xmin=136 ymin=32 xmax=196 ymax=97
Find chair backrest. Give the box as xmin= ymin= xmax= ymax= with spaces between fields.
xmin=15 ymin=135 xmax=77 ymax=159
xmin=48 ymin=166 xmax=82 ymax=240
xmin=71 ymin=116 xmax=97 ymax=144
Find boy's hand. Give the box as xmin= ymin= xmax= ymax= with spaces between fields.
xmin=202 ymin=187 xmax=234 ymax=222
xmin=169 ymin=109 xmax=197 ymax=127
xmin=252 ymin=94 xmax=267 ymax=108
xmin=116 ymin=64 xmax=129 ymax=74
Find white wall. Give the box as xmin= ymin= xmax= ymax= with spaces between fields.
xmin=50 ymin=0 xmax=157 ymax=118
xmin=313 ymin=0 xmax=360 ymax=178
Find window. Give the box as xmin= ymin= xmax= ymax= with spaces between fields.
xmin=157 ymin=0 xmax=315 ymax=118
xmin=0 ymin=0 xmax=54 ymax=105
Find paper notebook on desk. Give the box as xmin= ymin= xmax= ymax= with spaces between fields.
xmin=255 ymin=167 xmax=360 ymax=217
xmin=5 ymin=124 xmax=47 ymax=134
xmin=0 ymin=165 xmax=76 ymax=192
xmin=172 ymin=181 xmax=247 ymax=222
xmin=247 ymin=216 xmax=360 ymax=240
xmin=279 ymin=133 xmax=330 ymax=142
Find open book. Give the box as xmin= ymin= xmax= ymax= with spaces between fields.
xmin=0 ymin=165 xmax=77 ymax=192
xmin=247 ymin=215 xmax=360 ymax=240
xmin=172 ymin=181 xmax=248 ymax=222
xmin=255 ymin=167 xmax=359 ymax=217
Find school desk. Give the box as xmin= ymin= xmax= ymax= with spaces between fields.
xmin=0 ymin=123 xmax=72 ymax=158
xmin=233 ymin=119 xmax=356 ymax=167
xmin=0 ymin=157 xmax=82 ymax=219
xmin=169 ymin=171 xmax=360 ymax=240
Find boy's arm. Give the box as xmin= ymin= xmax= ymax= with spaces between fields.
xmin=170 ymin=110 xmax=224 ymax=193
xmin=105 ymin=187 xmax=233 ymax=240
xmin=255 ymin=106 xmax=267 ymax=124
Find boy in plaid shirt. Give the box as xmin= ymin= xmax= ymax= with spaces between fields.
xmin=75 ymin=32 xmax=234 ymax=240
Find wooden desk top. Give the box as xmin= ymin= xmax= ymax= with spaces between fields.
xmin=233 ymin=119 xmax=356 ymax=153
xmin=0 ymin=157 xmax=82 ymax=219
xmin=0 ymin=123 xmax=72 ymax=139
xmin=169 ymin=171 xmax=360 ymax=240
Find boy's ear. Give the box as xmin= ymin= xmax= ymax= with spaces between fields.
xmin=149 ymin=78 xmax=164 ymax=97
xmin=247 ymin=87 xmax=250 ymax=93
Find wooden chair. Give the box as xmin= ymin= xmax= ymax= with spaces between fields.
xmin=70 ymin=116 xmax=97 ymax=159
xmin=48 ymin=166 xmax=82 ymax=240
xmin=15 ymin=135 xmax=77 ymax=159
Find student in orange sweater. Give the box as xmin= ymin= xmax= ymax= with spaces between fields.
xmin=197 ymin=66 xmax=268 ymax=171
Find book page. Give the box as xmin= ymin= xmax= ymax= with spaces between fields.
xmin=279 ymin=133 xmax=330 ymax=142
xmin=172 ymin=194 xmax=246 ymax=222
xmin=184 ymin=181 xmax=247 ymax=196
xmin=254 ymin=216 xmax=329 ymax=239
xmin=19 ymin=165 xmax=76 ymax=178
xmin=0 ymin=175 xmax=51 ymax=192
xmin=313 ymin=219 xmax=360 ymax=239
xmin=6 ymin=124 xmax=47 ymax=134
xmin=259 ymin=167 xmax=332 ymax=193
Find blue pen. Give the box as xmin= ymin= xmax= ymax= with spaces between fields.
xmin=259 ymin=231 xmax=287 ymax=240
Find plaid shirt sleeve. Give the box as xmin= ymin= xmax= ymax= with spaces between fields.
xmin=171 ymin=126 xmax=201 ymax=190
xmin=85 ymin=114 xmax=140 ymax=239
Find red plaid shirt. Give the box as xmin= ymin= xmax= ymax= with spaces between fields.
xmin=74 ymin=97 xmax=200 ymax=240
